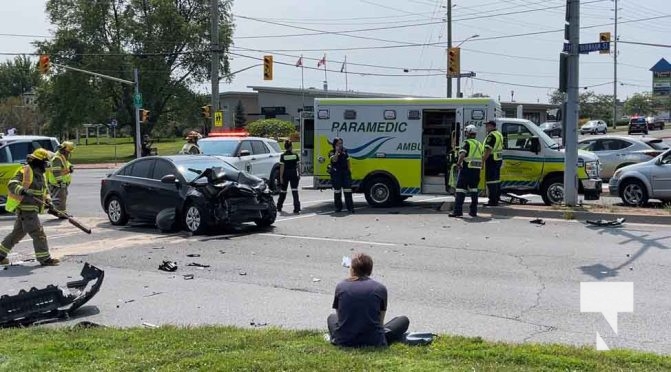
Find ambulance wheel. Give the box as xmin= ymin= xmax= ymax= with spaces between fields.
xmin=541 ymin=175 xmax=564 ymax=205
xmin=364 ymin=176 xmax=398 ymax=208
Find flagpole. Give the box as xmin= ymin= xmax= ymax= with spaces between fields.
xmin=323 ymin=54 xmax=328 ymax=94
xmin=344 ymin=55 xmax=348 ymax=96
xmin=300 ymin=54 xmax=305 ymax=112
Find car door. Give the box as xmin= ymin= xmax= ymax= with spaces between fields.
xmin=123 ymin=158 xmax=155 ymax=219
xmin=237 ymin=140 xmax=254 ymax=174
xmin=250 ymin=140 xmax=274 ymax=179
xmin=149 ymin=159 xmax=183 ymax=216
xmin=650 ymin=151 xmax=671 ymax=199
xmin=590 ymin=139 xmax=623 ymax=179
xmin=501 ymin=122 xmax=543 ymax=190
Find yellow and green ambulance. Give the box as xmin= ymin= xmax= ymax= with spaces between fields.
xmin=312 ymin=98 xmax=601 ymax=207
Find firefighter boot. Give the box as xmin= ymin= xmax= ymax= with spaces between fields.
xmin=449 ymin=193 xmax=465 ymax=217
xmin=469 ymin=192 xmax=479 ymax=217
xmin=292 ymin=190 xmax=301 ymax=214
xmin=334 ymin=191 xmax=343 ymax=212
xmin=344 ymin=192 xmax=354 ymax=213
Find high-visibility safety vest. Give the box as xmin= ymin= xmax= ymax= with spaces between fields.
xmin=5 ymin=166 xmax=47 ymax=213
xmin=47 ymin=152 xmax=72 ymax=185
xmin=180 ymin=143 xmax=201 ymax=155
xmin=464 ymin=139 xmax=485 ymax=169
xmin=485 ymin=130 xmax=504 ymax=161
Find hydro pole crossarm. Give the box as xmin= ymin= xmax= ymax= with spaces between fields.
xmin=52 ymin=63 xmax=134 ymax=85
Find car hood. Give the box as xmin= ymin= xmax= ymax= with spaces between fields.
xmin=559 ymin=149 xmax=599 ymax=162
xmin=581 ymin=123 xmax=595 ymax=128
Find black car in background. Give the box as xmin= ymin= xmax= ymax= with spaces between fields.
xmin=628 ymin=117 xmax=649 ymax=135
xmin=100 ymin=155 xmax=276 ymax=233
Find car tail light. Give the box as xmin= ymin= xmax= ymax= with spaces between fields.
xmin=101 ymin=179 xmax=108 ymax=187
xmin=644 ymin=151 xmax=661 ymax=158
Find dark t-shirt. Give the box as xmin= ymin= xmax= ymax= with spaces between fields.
xmin=329 ymin=150 xmax=349 ymax=173
xmin=331 ymin=277 xmax=388 ymax=347
xmin=280 ymin=151 xmax=299 ymax=170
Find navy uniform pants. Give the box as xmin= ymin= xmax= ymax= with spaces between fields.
xmin=453 ymin=166 xmax=480 ymax=216
xmin=277 ymin=171 xmax=301 ymax=212
xmin=331 ymin=171 xmax=353 ymax=212
xmin=485 ymin=158 xmax=503 ymax=205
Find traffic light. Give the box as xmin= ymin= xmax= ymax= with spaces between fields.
xmin=140 ymin=109 xmax=150 ymax=123
xmin=263 ymin=55 xmax=273 ymax=81
xmin=38 ymin=54 xmax=50 ymax=75
xmin=599 ymin=32 xmax=611 ymax=54
xmin=447 ymin=47 xmax=460 ymax=77
xmin=201 ymin=105 xmax=211 ymax=119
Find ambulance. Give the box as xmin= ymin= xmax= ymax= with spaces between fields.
xmin=311 ymin=98 xmax=602 ymax=207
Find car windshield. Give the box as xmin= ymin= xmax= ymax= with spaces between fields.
xmin=584 ymin=121 xmax=597 ymax=126
xmin=536 ymin=127 xmax=560 ymax=149
xmin=630 ymin=117 xmax=646 ymax=124
xmin=198 ymin=139 xmax=239 ymax=156
xmin=539 ymin=122 xmax=553 ymax=129
xmin=175 ymin=157 xmax=239 ymax=182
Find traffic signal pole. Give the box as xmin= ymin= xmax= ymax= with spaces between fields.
xmin=210 ymin=0 xmax=221 ymax=131
xmin=564 ymin=0 xmax=580 ymax=206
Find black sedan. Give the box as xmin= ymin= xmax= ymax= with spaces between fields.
xmin=100 ymin=155 xmax=276 ymax=233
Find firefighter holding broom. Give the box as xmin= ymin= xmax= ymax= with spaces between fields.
xmin=0 ymin=149 xmax=59 ymax=266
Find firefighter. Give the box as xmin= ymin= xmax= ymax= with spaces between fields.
xmin=277 ymin=139 xmax=301 ymax=214
xmin=449 ymin=125 xmax=484 ymax=218
xmin=47 ymin=141 xmax=75 ymax=216
xmin=329 ymin=137 xmax=354 ymax=213
xmin=482 ymin=120 xmax=504 ymax=206
xmin=180 ymin=131 xmax=202 ymax=154
xmin=0 ymin=149 xmax=59 ymax=266
xmin=141 ymin=134 xmax=153 ymax=157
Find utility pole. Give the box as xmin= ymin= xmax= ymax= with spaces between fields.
xmin=564 ymin=0 xmax=580 ymax=206
xmin=446 ymin=0 xmax=452 ymax=98
xmin=612 ymin=0 xmax=618 ymax=129
xmin=210 ymin=0 xmax=220 ymax=131
xmin=133 ymin=68 xmax=141 ymax=159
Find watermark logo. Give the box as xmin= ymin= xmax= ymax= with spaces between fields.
xmin=580 ymin=282 xmax=634 ymax=351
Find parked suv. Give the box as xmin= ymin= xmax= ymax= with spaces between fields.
xmin=609 ymin=148 xmax=671 ymax=206
xmin=0 ymin=135 xmax=60 ymax=210
xmin=646 ymin=116 xmax=665 ymax=131
xmin=198 ymin=134 xmax=282 ymax=192
xmin=580 ymin=120 xmax=608 ymax=135
xmin=628 ymin=117 xmax=649 ymax=135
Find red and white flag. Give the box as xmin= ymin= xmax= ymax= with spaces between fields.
xmin=295 ymin=56 xmax=303 ymax=67
xmin=317 ymin=54 xmax=326 ymax=67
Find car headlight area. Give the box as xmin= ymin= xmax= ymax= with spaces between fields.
xmin=585 ymin=160 xmax=599 ymax=178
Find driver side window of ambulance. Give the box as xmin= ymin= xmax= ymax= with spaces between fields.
xmin=502 ymin=123 xmax=534 ymax=152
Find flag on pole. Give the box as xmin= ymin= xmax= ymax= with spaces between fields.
xmin=295 ymin=56 xmax=303 ymax=67
xmin=317 ymin=54 xmax=326 ymax=67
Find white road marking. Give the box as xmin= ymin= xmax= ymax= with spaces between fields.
xmin=258 ymin=233 xmax=396 ymax=246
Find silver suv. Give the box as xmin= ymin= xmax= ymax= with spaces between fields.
xmin=609 ymin=148 xmax=671 ymax=206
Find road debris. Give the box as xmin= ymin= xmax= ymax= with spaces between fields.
xmin=250 ymin=320 xmax=268 ymax=327
xmin=183 ymin=274 xmax=194 ymax=280
xmin=586 ymin=218 xmax=625 ymax=227
xmin=186 ymin=254 xmax=201 ymax=257
xmin=158 ymin=261 xmax=178 ymax=272
xmin=238 ymin=271 xmax=247 ymax=276
xmin=342 ymin=256 xmax=352 ymax=268
xmin=142 ymin=322 xmax=158 ymax=328
xmin=187 ymin=262 xmax=211 ymax=268
xmin=530 ymin=218 xmax=546 ymax=225
xmin=312 ymin=278 xmax=321 ymax=282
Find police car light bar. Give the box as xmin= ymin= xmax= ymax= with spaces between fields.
xmin=208 ymin=129 xmax=249 ymax=137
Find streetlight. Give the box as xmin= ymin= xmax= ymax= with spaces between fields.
xmin=455 ymin=34 xmax=479 ymax=98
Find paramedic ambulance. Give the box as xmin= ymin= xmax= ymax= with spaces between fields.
xmin=312 ymin=98 xmax=602 ymax=207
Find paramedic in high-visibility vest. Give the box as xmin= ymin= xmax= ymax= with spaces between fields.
xmin=329 ymin=137 xmax=354 ymax=213
xmin=482 ymin=120 xmax=504 ymax=206
xmin=449 ymin=125 xmax=484 ymax=218
xmin=48 ymin=141 xmax=75 ymax=215
xmin=0 ymin=149 xmax=59 ymax=266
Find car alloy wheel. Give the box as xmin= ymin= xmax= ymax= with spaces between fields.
xmin=108 ymin=200 xmax=122 ymax=223
xmin=621 ymin=181 xmax=647 ymax=206
xmin=185 ymin=205 xmax=202 ymax=232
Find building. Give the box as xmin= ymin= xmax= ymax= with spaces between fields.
xmin=215 ymin=86 xmax=557 ymax=128
xmin=650 ymin=58 xmax=671 ymax=97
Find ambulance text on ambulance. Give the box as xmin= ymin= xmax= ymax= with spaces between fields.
xmin=331 ymin=122 xmax=408 ymax=133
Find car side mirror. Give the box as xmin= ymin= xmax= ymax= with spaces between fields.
xmin=239 ymin=149 xmax=251 ymax=157
xmin=161 ymin=174 xmax=179 ymax=187
xmin=530 ymin=137 xmax=541 ymax=154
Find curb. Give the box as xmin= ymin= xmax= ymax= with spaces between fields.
xmin=76 ymin=163 xmax=121 ymax=170
xmin=441 ymin=203 xmax=671 ymax=225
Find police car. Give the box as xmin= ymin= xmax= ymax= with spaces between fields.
xmin=198 ymin=131 xmax=282 ymax=192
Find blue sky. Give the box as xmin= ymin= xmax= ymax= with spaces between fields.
xmin=2 ymin=0 xmax=669 ymax=103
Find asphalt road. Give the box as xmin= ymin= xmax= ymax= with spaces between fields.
xmin=1 ymin=170 xmax=671 ymax=355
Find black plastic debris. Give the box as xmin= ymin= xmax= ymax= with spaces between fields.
xmin=158 ymin=261 xmax=178 ymax=272
xmin=186 ymin=254 xmax=201 ymax=258
xmin=250 ymin=320 xmax=268 ymax=327
xmin=0 ymin=263 xmax=104 ymax=328
xmin=183 ymin=274 xmax=194 ymax=280
xmin=187 ymin=263 xmax=210 ymax=268
xmin=530 ymin=218 xmax=546 ymax=225
xmin=586 ymin=218 xmax=625 ymax=227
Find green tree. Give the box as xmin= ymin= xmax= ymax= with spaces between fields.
xmin=579 ymin=91 xmax=614 ymax=122
xmin=246 ymin=119 xmax=295 ymax=139
xmin=234 ymin=100 xmax=246 ymax=128
xmin=0 ymin=55 xmax=41 ymax=99
xmin=624 ymin=93 xmax=655 ymax=116
xmin=548 ymin=90 xmax=565 ymax=105
xmin=35 ymin=0 xmax=234 ymax=151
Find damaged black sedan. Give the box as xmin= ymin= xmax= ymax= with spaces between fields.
xmin=100 ymin=155 xmax=277 ymax=234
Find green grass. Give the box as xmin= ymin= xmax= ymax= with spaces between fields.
xmin=0 ymin=327 xmax=669 ymax=371
xmin=70 ymin=138 xmax=184 ymax=164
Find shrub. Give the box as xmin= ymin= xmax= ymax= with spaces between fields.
xmin=289 ymin=131 xmax=300 ymax=142
xmin=246 ymin=119 xmax=295 ymax=139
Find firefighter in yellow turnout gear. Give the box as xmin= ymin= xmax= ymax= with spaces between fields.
xmin=449 ymin=125 xmax=485 ymax=218
xmin=0 ymin=149 xmax=59 ymax=266
xmin=48 ymin=141 xmax=75 ymax=215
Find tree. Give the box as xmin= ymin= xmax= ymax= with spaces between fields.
xmin=234 ymin=100 xmax=246 ymax=128
xmin=624 ymin=93 xmax=655 ymax=116
xmin=35 ymin=0 xmax=234 ymax=150
xmin=0 ymin=55 xmax=41 ymax=99
xmin=246 ymin=119 xmax=295 ymax=139
xmin=579 ymin=91 xmax=613 ymax=122
xmin=548 ymin=90 xmax=565 ymax=105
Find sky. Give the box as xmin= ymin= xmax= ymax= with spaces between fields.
xmin=1 ymin=0 xmax=669 ymax=103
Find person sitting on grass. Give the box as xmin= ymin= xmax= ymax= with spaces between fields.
xmin=327 ymin=252 xmax=409 ymax=347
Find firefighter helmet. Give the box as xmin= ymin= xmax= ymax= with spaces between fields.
xmin=464 ymin=125 xmax=478 ymax=135
xmin=59 ymin=141 xmax=75 ymax=152
xmin=28 ymin=148 xmax=51 ymax=161
xmin=185 ymin=130 xmax=202 ymax=140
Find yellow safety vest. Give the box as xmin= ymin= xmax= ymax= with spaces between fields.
xmin=465 ymin=139 xmax=484 ymax=168
xmin=5 ymin=166 xmax=33 ymax=213
xmin=485 ymin=130 xmax=504 ymax=161
xmin=47 ymin=152 xmax=72 ymax=185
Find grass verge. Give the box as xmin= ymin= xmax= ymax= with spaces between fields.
xmin=1 ymin=326 xmax=670 ymax=371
